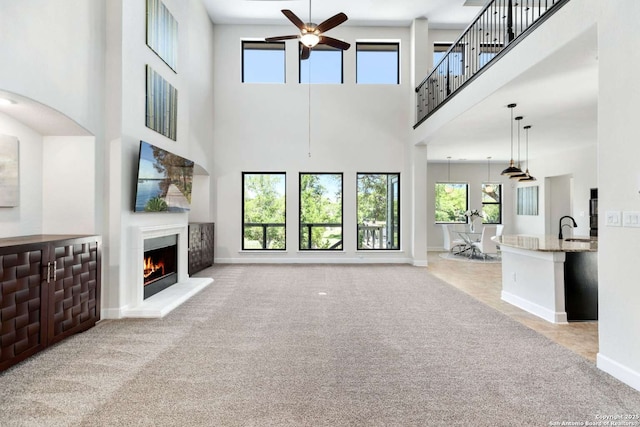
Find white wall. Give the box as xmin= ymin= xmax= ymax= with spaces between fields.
xmin=0 ymin=0 xmax=105 ymax=136
xmin=596 ymin=0 xmax=640 ymax=392
xmin=0 ymin=113 xmax=43 ymax=237
xmin=427 ymin=160 xmax=514 ymax=250
xmin=211 ymin=24 xmax=413 ymax=263
xmin=42 ymin=136 xmax=96 ymax=234
xmin=102 ymin=0 xmax=216 ymax=317
xmin=512 ymin=144 xmax=596 ymax=237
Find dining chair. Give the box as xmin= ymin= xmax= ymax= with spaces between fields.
xmin=442 ymin=224 xmax=466 ymax=254
xmin=471 ymin=225 xmax=498 ymax=260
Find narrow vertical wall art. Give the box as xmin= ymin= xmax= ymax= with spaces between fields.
xmin=146 ymin=0 xmax=178 ymax=72
xmin=146 ymin=65 xmax=178 ymax=141
xmin=0 ymin=135 xmax=19 ymax=207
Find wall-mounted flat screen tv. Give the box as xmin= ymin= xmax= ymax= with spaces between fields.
xmin=134 ymin=141 xmax=194 ymax=212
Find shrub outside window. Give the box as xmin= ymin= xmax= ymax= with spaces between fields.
xmin=357 ymin=173 xmax=400 ymax=250
xmin=482 ymin=183 xmax=502 ymax=224
xmin=299 ymin=173 xmax=343 ymax=250
xmin=435 ymin=183 xmax=468 ymax=223
xmin=242 ymin=173 xmax=286 ymax=250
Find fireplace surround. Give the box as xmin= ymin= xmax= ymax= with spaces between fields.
xmin=122 ymin=223 xmax=212 ymax=318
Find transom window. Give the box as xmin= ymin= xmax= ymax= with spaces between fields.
xmin=299 ymin=173 xmax=343 ymax=250
xmin=435 ymin=183 xmax=468 ymax=224
xmin=356 ymin=42 xmax=400 ymax=84
xmin=357 ymin=173 xmax=400 ymax=250
xmin=300 ymin=44 xmax=343 ymax=84
xmin=242 ymin=173 xmax=286 ymax=250
xmin=482 ymin=183 xmax=502 ymax=224
xmin=242 ymin=41 xmax=285 ymax=83
xmin=433 ymin=43 xmax=464 ymax=76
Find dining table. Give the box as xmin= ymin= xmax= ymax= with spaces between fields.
xmin=455 ymin=231 xmax=482 ymax=258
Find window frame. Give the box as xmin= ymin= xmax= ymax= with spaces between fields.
xmin=356 ymin=173 xmax=401 ymax=251
xmin=434 ymin=182 xmax=469 ymax=224
xmin=356 ymin=42 xmax=400 ymax=85
xmin=482 ymin=183 xmax=502 ymax=224
xmin=299 ymin=43 xmax=344 ymax=84
xmin=242 ymin=172 xmax=287 ymax=250
xmin=299 ymin=172 xmax=344 ymax=251
xmin=241 ymin=40 xmax=286 ymax=84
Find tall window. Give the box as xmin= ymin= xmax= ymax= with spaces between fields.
xmin=482 ymin=183 xmax=502 ymax=224
xmin=433 ymin=43 xmax=464 ymax=75
xmin=356 ymin=42 xmax=400 ymax=84
xmin=299 ymin=173 xmax=343 ymax=250
xmin=357 ymin=173 xmax=400 ymax=250
xmin=242 ymin=41 xmax=285 ymax=83
xmin=478 ymin=44 xmax=502 ymax=68
xmin=300 ymin=44 xmax=343 ymax=84
xmin=242 ymin=173 xmax=286 ymax=250
xmin=435 ymin=183 xmax=468 ymax=223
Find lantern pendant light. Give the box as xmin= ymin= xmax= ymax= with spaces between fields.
xmin=510 ymin=116 xmax=527 ymax=180
xmin=485 ymin=157 xmax=494 ymax=194
xmin=501 ymin=103 xmax=524 ymax=177
xmin=519 ymin=125 xmax=537 ymax=182
xmin=445 ymin=156 xmax=454 ymax=193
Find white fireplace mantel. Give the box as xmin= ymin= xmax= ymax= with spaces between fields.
xmin=122 ymin=223 xmax=213 ymax=318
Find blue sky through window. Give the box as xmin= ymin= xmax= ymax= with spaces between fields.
xmin=356 ymin=45 xmax=399 ymax=84
xmin=243 ymin=44 xmax=285 ymax=83
xmin=300 ymin=48 xmax=342 ymax=84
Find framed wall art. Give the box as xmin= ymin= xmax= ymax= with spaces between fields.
xmin=146 ymin=65 xmax=178 ymax=141
xmin=146 ymin=0 xmax=178 ymax=72
xmin=0 ymin=135 xmax=19 ymax=207
xmin=517 ymin=185 xmax=538 ymax=216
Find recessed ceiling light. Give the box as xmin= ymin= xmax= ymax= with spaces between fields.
xmin=0 ymin=98 xmax=16 ymax=106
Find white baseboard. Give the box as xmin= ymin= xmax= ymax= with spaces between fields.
xmin=501 ymin=290 xmax=568 ymax=324
xmin=215 ymin=257 xmax=415 ymax=265
xmin=597 ymin=353 xmax=640 ymax=392
xmin=100 ymin=307 xmax=126 ymax=320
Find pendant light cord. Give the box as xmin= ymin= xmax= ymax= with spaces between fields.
xmin=307 ymin=0 xmax=312 ymax=158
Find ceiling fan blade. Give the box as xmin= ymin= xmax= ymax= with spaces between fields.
xmin=316 ymin=12 xmax=348 ymax=34
xmin=282 ymin=9 xmax=306 ymax=31
xmin=300 ymin=44 xmax=311 ymax=60
xmin=319 ymin=36 xmax=350 ymax=51
xmin=265 ymin=35 xmax=299 ymax=42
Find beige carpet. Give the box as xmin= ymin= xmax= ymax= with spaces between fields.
xmin=0 ymin=264 xmax=638 ymax=426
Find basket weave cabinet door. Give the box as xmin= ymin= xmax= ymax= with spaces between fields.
xmin=0 ymin=245 xmax=48 ymax=371
xmin=48 ymin=237 xmax=101 ymax=345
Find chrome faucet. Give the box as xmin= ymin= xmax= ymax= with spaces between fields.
xmin=558 ymin=215 xmax=578 ymax=239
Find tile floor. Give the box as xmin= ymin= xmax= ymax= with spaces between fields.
xmin=427 ymin=251 xmax=598 ymax=362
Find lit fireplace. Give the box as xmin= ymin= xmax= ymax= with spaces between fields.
xmin=143 ymin=234 xmax=178 ymax=299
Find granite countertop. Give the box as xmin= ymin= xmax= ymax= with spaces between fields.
xmin=493 ymin=234 xmax=597 ymax=252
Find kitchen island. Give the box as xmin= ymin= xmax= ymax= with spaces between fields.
xmin=493 ymin=235 xmax=597 ymax=323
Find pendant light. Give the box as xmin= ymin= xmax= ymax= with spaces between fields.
xmin=501 ymin=103 xmax=523 ymax=177
xmin=445 ymin=156 xmax=454 ymax=193
xmin=485 ymin=156 xmax=494 ymax=194
xmin=510 ymin=116 xmax=527 ymax=180
xmin=518 ymin=125 xmax=537 ymax=181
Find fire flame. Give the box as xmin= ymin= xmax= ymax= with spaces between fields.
xmin=143 ymin=256 xmax=165 ymax=280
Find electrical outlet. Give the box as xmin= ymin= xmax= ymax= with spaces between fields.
xmin=605 ymin=211 xmax=622 ymax=227
xmin=623 ymin=211 xmax=640 ymax=227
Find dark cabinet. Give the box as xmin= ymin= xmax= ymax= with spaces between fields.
xmin=0 ymin=235 xmax=101 ymax=371
xmin=188 ymin=223 xmax=214 ymax=275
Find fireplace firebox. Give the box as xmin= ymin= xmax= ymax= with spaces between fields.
xmin=143 ymin=234 xmax=178 ymax=299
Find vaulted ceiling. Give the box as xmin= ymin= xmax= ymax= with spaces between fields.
xmin=204 ymin=0 xmax=598 ymax=163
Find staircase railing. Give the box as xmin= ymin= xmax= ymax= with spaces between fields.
xmin=414 ymin=0 xmax=570 ymax=128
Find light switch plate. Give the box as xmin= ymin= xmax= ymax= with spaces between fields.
xmin=606 ymin=211 xmax=622 ymax=227
xmin=623 ymin=211 xmax=640 ymax=227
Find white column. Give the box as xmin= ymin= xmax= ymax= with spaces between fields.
xmin=411 ymin=145 xmax=428 ymax=266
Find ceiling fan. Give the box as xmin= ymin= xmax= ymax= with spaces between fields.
xmin=265 ymin=2 xmax=350 ymax=60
